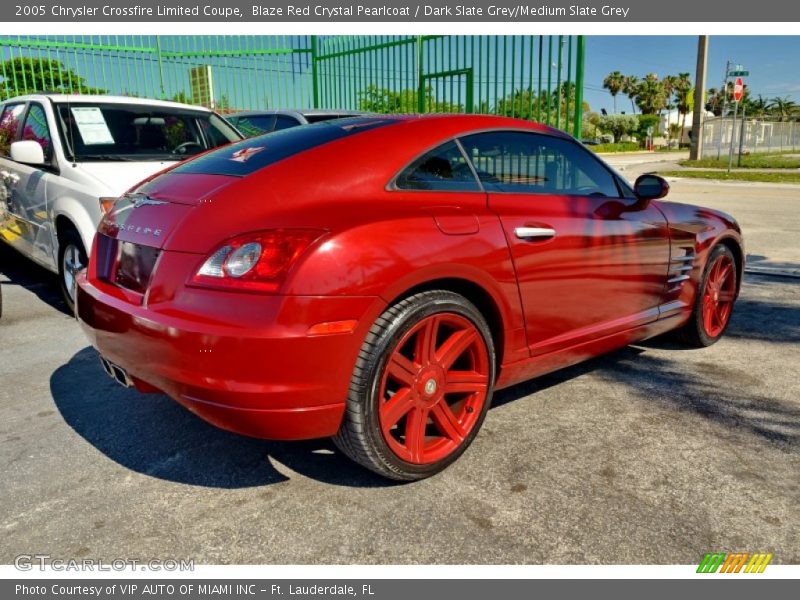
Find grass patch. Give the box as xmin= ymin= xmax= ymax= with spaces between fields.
xmin=679 ymin=154 xmax=800 ymax=169
xmin=659 ymin=170 xmax=800 ymax=184
xmin=592 ymin=142 xmax=641 ymax=153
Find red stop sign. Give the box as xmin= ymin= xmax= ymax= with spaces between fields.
xmin=733 ymin=77 xmax=744 ymax=102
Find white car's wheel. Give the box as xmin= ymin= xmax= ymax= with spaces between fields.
xmin=58 ymin=228 xmax=87 ymax=315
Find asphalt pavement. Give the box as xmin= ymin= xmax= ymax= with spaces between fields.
xmin=0 ymin=177 xmax=798 ymax=565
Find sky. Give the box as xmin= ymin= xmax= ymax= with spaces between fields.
xmin=584 ymin=36 xmax=800 ymax=114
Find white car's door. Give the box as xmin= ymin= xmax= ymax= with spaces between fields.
xmin=8 ymin=102 xmax=58 ymax=268
xmin=0 ymin=102 xmax=35 ymax=258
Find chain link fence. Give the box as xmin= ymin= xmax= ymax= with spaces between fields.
xmin=700 ymin=116 xmax=800 ymax=159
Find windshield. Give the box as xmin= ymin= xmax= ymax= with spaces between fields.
xmin=55 ymin=102 xmax=242 ymax=162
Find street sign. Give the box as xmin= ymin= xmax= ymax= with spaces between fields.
xmin=729 ymin=70 xmax=749 ymax=77
xmin=733 ymin=77 xmax=744 ymax=103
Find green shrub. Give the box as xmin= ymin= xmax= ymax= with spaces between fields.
xmin=591 ymin=142 xmax=641 ymax=153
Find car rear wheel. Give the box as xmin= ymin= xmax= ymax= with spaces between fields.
xmin=676 ymin=244 xmax=738 ymax=347
xmin=58 ymin=228 xmax=87 ymax=315
xmin=333 ymin=290 xmax=495 ymax=481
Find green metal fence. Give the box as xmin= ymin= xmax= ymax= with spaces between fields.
xmin=0 ymin=35 xmax=585 ymax=136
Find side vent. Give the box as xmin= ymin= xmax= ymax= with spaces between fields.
xmin=667 ymin=246 xmax=696 ymax=294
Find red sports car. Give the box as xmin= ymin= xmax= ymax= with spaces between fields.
xmin=76 ymin=114 xmax=743 ymax=480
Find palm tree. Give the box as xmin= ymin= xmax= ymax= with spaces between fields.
xmin=705 ymin=87 xmax=725 ymax=116
xmin=673 ymin=73 xmax=692 ymax=144
xmin=768 ymin=96 xmax=798 ymax=121
xmin=621 ymin=75 xmax=639 ymax=114
xmin=746 ymin=94 xmax=769 ymax=118
xmin=603 ymin=71 xmax=624 ymax=113
xmin=661 ymin=75 xmax=678 ymax=143
xmin=635 ymin=73 xmax=668 ymax=115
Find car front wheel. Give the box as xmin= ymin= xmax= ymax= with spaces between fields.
xmin=58 ymin=228 xmax=87 ymax=315
xmin=676 ymin=244 xmax=738 ymax=347
xmin=334 ymin=290 xmax=495 ymax=481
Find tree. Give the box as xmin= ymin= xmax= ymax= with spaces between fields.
xmin=635 ymin=73 xmax=668 ymax=115
xmin=0 ymin=57 xmax=106 ymax=99
xmin=596 ymin=114 xmax=639 ymax=143
xmin=582 ymin=111 xmax=602 ymax=140
xmin=603 ymin=71 xmax=624 ymax=114
xmin=622 ymin=75 xmax=639 ymax=114
xmin=170 ymin=91 xmax=193 ymax=105
xmin=705 ymin=87 xmax=724 ymax=116
xmin=767 ymin=96 xmax=798 ymax=121
xmin=358 ymin=84 xmax=463 ymax=114
xmin=636 ymin=114 xmax=661 ymax=144
xmin=496 ymin=88 xmax=539 ymax=120
xmin=745 ymin=94 xmax=769 ymax=118
xmin=672 ymin=73 xmax=692 ymax=145
xmin=661 ymin=75 xmax=678 ymax=143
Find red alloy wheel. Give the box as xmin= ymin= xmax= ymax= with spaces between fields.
xmin=378 ymin=313 xmax=490 ymax=465
xmin=701 ymin=253 xmax=736 ymax=338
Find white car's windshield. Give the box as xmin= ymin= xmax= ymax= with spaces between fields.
xmin=55 ymin=102 xmax=241 ymax=162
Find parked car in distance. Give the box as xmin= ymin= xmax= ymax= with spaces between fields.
xmin=0 ymin=94 xmax=243 ymax=311
xmin=77 ymin=114 xmax=743 ymax=481
xmin=226 ymin=109 xmax=363 ymax=137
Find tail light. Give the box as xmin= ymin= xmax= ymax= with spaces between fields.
xmin=189 ymin=229 xmax=325 ymax=293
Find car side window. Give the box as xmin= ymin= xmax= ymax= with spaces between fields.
xmin=21 ymin=103 xmax=53 ymax=161
xmin=459 ymin=131 xmax=621 ymax=197
xmin=273 ymin=115 xmax=301 ymax=131
xmin=0 ymin=103 xmax=26 ymax=157
xmin=395 ymin=140 xmax=481 ymax=192
xmin=235 ymin=115 xmax=276 ymax=137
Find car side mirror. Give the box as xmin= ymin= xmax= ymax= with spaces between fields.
xmin=634 ymin=174 xmax=670 ymax=202
xmin=10 ymin=140 xmax=46 ymax=166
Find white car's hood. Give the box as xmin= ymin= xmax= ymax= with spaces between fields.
xmin=75 ymin=160 xmax=177 ymax=196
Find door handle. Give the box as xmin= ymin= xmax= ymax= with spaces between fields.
xmin=514 ymin=227 xmax=556 ymax=241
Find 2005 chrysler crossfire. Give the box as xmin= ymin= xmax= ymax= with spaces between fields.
xmin=77 ymin=114 xmax=743 ymax=480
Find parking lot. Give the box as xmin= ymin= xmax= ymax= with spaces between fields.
xmin=0 ymin=171 xmax=798 ymax=565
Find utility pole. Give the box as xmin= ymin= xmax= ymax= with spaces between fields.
xmin=690 ymin=35 xmax=708 ymax=160
xmin=716 ymin=59 xmax=731 ymax=159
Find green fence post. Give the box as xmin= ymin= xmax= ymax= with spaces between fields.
xmin=311 ymin=35 xmax=320 ymax=109
xmin=416 ymin=35 xmax=424 ymax=113
xmin=572 ymin=36 xmax=585 ymax=139
xmin=155 ymin=36 xmax=165 ymax=98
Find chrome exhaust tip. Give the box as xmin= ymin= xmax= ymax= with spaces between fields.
xmin=99 ymin=356 xmax=133 ymax=388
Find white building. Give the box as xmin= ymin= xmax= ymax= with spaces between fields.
xmin=659 ymin=109 xmax=715 ymax=144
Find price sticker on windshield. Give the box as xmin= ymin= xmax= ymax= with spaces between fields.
xmin=71 ymin=107 xmax=115 ymax=145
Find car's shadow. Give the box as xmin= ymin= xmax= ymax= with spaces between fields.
xmin=50 ymin=277 xmax=799 ymax=488
xmin=50 ymin=347 xmax=399 ymax=489
xmin=0 ymin=243 xmax=71 ymax=315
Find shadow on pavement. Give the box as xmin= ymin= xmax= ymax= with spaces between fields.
xmin=50 ymin=346 xmax=397 ymax=489
xmin=0 ymin=243 xmax=70 ymax=316
xmin=51 ymin=282 xmax=799 ymax=488
xmin=496 ymin=291 xmax=800 ymax=449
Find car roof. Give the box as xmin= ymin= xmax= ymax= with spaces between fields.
xmin=3 ymin=94 xmax=213 ymax=112
xmin=168 ymin=113 xmax=575 ymax=180
xmin=228 ymin=109 xmax=364 ymax=118
xmin=363 ymin=112 xmax=572 ymax=139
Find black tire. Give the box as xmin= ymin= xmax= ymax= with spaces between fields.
xmin=675 ymin=244 xmax=738 ymax=348
xmin=333 ymin=290 xmax=496 ymax=481
xmin=57 ymin=227 xmax=87 ymax=315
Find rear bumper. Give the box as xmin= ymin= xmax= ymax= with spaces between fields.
xmin=76 ymin=272 xmax=382 ymax=440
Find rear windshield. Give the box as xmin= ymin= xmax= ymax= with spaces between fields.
xmin=171 ymin=117 xmax=396 ymax=177
xmin=304 ymin=113 xmax=358 ymax=123
xmin=55 ymin=102 xmax=242 ymax=162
